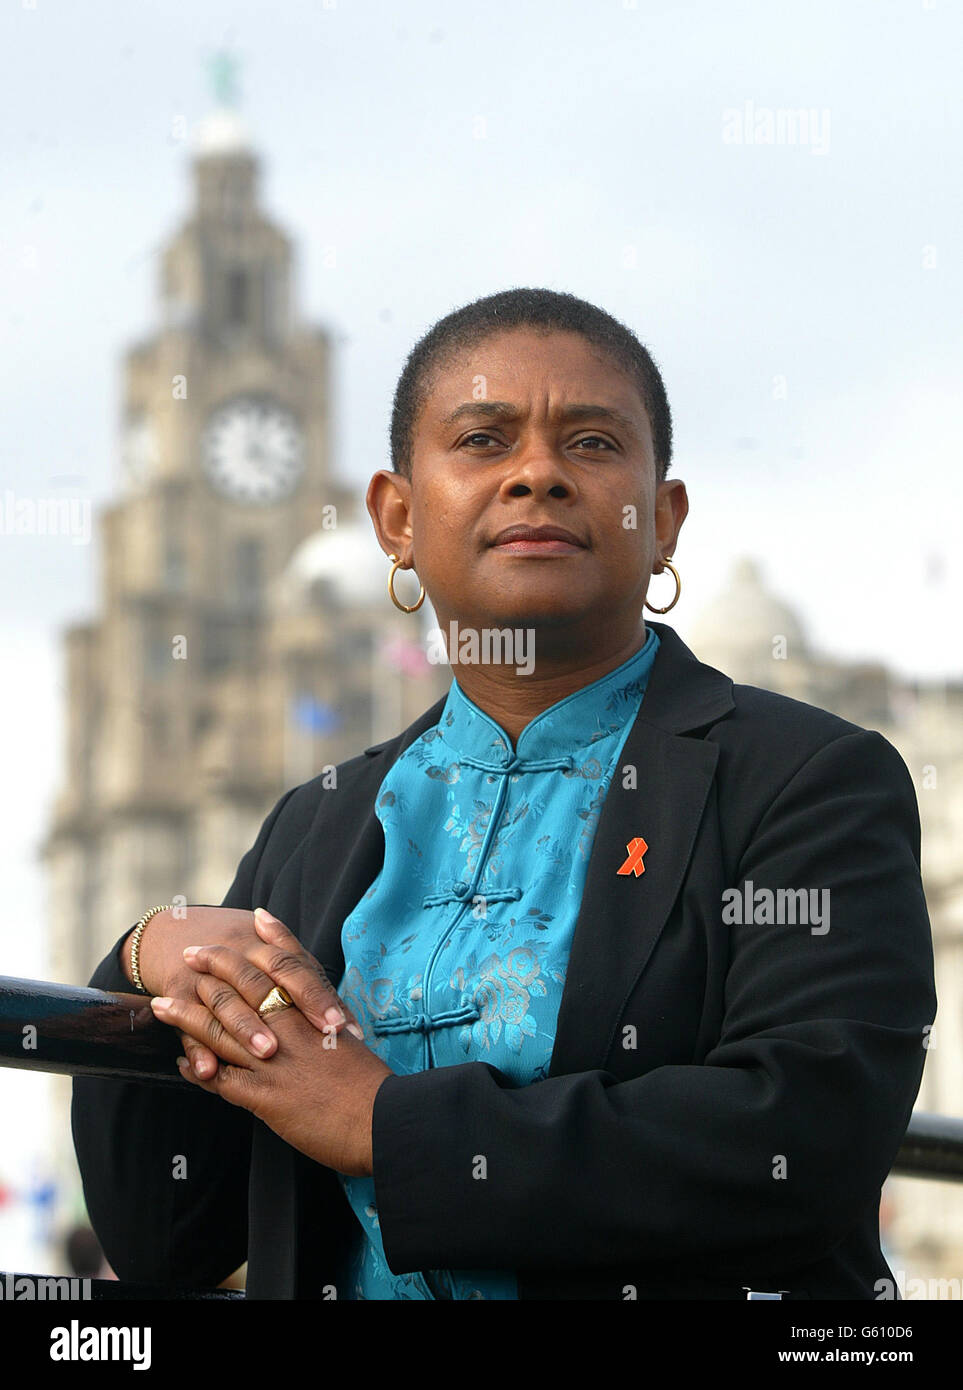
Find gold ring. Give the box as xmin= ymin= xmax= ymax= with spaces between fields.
xmin=257 ymin=985 xmax=294 ymax=1017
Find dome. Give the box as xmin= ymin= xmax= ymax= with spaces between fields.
xmin=690 ymin=558 xmax=809 ymax=667
xmin=275 ymin=519 xmax=434 ymax=617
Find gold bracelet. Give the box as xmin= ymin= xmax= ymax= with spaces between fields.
xmin=130 ymin=904 xmax=173 ymax=994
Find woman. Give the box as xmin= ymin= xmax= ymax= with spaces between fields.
xmin=72 ymin=287 xmax=937 ymax=1300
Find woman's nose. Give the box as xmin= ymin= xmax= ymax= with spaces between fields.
xmin=499 ymin=438 xmax=575 ymax=497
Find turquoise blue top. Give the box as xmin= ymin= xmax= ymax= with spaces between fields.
xmin=335 ymin=625 xmax=661 ymax=1298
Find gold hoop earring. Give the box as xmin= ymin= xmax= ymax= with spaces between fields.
xmin=387 ymin=553 xmax=425 ymax=613
xmin=644 ymin=558 xmax=681 ymax=614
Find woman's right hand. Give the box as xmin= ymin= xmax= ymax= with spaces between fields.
xmin=123 ymin=905 xmax=362 ymax=1079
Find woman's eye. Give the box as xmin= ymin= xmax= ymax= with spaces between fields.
xmin=458 ymin=432 xmax=614 ymax=450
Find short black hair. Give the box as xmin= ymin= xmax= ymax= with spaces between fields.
xmin=389 ymin=286 xmax=673 ymax=482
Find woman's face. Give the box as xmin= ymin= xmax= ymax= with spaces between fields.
xmin=368 ymin=327 xmax=688 ymax=657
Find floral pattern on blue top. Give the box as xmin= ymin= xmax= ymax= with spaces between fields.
xmin=335 ymin=626 xmax=661 ymax=1299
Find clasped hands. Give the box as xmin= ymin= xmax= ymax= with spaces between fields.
xmin=140 ymin=906 xmax=393 ymax=1177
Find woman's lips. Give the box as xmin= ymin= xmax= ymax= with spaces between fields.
xmin=492 ymin=539 xmax=584 ymax=554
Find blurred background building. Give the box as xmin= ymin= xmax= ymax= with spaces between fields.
xmin=690 ymin=556 xmax=963 ymax=1287
xmin=37 ymin=90 xmax=450 ymax=1261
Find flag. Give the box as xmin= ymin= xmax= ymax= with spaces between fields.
xmin=291 ymin=695 xmax=341 ymax=735
xmin=381 ymin=635 xmax=430 ymax=676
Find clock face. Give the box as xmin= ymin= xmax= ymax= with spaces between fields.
xmin=201 ymin=396 xmax=305 ymax=503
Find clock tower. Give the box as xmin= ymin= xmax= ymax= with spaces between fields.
xmin=120 ymin=97 xmax=352 ymax=589
xmin=44 ymin=96 xmax=383 ymax=994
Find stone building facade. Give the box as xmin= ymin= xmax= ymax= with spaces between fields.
xmin=689 ymin=558 xmax=963 ymax=1287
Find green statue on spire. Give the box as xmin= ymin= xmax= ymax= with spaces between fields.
xmin=208 ymin=48 xmax=241 ymax=108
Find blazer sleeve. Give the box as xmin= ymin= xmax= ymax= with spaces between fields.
xmin=371 ymin=728 xmax=938 ymax=1278
xmin=70 ymin=785 xmax=300 ymax=1287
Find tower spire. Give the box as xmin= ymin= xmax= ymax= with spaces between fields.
xmin=207 ymin=47 xmax=241 ymax=108
xmin=193 ymin=47 xmax=253 ymax=161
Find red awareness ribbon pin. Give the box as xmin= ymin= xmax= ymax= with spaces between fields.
xmin=616 ymin=836 xmax=648 ymax=877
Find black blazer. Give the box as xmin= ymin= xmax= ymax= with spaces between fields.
xmin=71 ymin=621 xmax=937 ymax=1300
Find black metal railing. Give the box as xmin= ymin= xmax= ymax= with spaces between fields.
xmin=3 ymin=973 xmax=962 ymax=1174
xmin=0 ymin=974 xmax=184 ymax=1083
xmin=2 ymin=973 xmax=961 ymax=1298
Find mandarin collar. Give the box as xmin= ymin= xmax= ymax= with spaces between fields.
xmin=434 ymin=625 xmax=661 ymax=769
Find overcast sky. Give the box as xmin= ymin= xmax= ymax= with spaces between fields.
xmin=1 ymin=0 xmax=961 ymax=1266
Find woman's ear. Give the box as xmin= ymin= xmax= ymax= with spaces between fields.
xmin=366 ymin=469 xmax=414 ymax=561
xmin=654 ymin=479 xmax=688 ymax=560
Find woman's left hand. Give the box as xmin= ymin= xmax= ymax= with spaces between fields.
xmin=151 ymin=946 xmax=393 ymax=1178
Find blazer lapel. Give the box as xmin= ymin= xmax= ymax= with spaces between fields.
xmin=548 ymin=622 xmax=734 ymax=1077
xmin=299 ymin=691 xmax=451 ymax=981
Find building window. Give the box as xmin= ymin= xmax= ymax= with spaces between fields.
xmin=225 ymin=269 xmax=248 ymax=327
xmin=150 ymin=710 xmax=170 ymax=752
xmin=201 ymin=617 xmax=232 ymax=672
xmin=263 ymin=264 xmax=285 ymax=344
xmin=143 ymin=624 xmax=171 ymax=678
xmin=236 ymin=537 xmax=262 ymax=611
xmin=164 ymin=540 xmax=187 ymax=591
